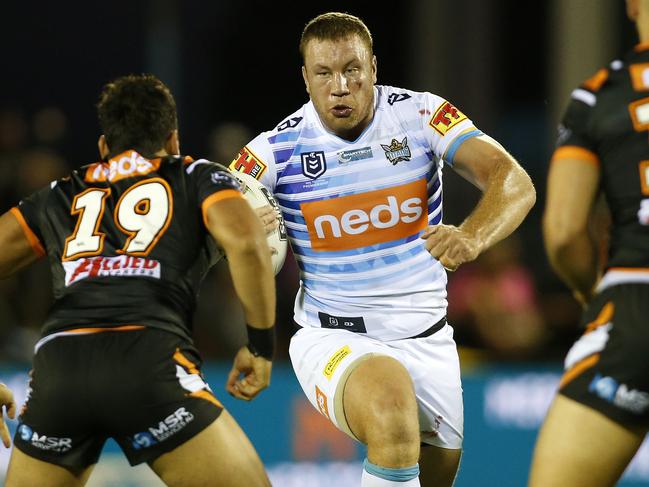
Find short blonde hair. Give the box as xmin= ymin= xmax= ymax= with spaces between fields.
xmin=299 ymin=12 xmax=373 ymax=61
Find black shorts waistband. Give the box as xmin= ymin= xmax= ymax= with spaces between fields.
xmin=293 ymin=315 xmax=447 ymax=339
xmin=408 ymin=316 xmax=447 ymax=339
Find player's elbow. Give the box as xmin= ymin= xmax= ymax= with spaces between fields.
xmin=505 ymin=161 xmax=536 ymax=213
xmin=221 ymin=225 xmax=269 ymax=259
xmin=517 ymin=171 xmax=536 ymax=213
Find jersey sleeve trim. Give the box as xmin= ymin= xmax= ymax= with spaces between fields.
xmin=581 ymin=68 xmax=608 ymax=92
xmin=201 ymin=189 xmax=244 ymax=227
xmin=551 ymin=146 xmax=600 ymax=166
xmin=9 ymin=207 xmax=45 ymax=257
xmin=443 ymin=129 xmax=483 ymax=165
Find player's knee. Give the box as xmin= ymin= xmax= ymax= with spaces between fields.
xmin=365 ymin=386 xmax=419 ymax=444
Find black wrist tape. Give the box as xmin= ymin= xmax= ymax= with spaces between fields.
xmin=246 ymin=325 xmax=276 ymax=360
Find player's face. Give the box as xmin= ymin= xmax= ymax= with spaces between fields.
xmin=302 ymin=35 xmax=377 ymax=141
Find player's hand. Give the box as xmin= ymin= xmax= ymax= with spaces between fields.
xmin=226 ymin=346 xmax=272 ymax=401
xmin=421 ymin=224 xmax=481 ymax=272
xmin=254 ymin=205 xmax=279 ymax=235
xmin=0 ymin=383 xmax=16 ymax=448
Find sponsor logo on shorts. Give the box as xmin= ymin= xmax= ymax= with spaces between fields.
xmin=85 ymin=151 xmax=161 ymax=183
xmin=301 ymin=179 xmax=428 ymax=252
xmin=324 ymin=345 xmax=351 ymax=380
xmin=63 ymin=255 xmax=161 ymax=286
xmin=131 ymin=407 xmax=195 ymax=450
xmin=315 ymin=385 xmax=330 ymax=419
xmin=301 ymin=151 xmax=327 ymax=180
xmin=337 ymin=146 xmax=373 ymax=164
xmin=230 ymin=146 xmax=267 ymax=180
xmin=17 ymin=424 xmax=72 ymax=452
xmin=381 ymin=137 xmax=411 ymax=165
xmin=429 ymin=101 xmax=467 ymax=136
xmin=318 ymin=312 xmax=366 ymax=333
xmin=589 ymin=374 xmax=649 ymax=414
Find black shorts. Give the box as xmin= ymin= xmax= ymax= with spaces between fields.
xmin=14 ymin=327 xmax=223 ymax=468
xmin=559 ymin=284 xmax=649 ymax=426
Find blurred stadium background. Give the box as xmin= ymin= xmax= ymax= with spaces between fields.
xmin=1 ymin=1 xmax=648 ymax=485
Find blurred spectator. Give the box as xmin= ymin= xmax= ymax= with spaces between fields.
xmin=448 ymin=234 xmax=548 ymax=360
xmin=32 ymin=106 xmax=67 ymax=146
xmin=0 ymin=108 xmax=28 ymax=209
xmin=208 ymin=121 xmax=253 ymax=164
xmin=0 ymin=107 xmax=70 ymax=363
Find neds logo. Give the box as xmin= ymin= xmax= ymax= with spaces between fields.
xmin=301 ymin=179 xmax=428 ymax=251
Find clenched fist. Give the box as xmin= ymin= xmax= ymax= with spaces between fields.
xmin=421 ymin=224 xmax=482 ymax=271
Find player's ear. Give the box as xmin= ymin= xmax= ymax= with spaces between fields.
xmin=302 ymin=66 xmax=310 ymax=95
xmin=98 ymin=135 xmax=109 ymax=161
xmin=372 ymin=55 xmax=377 ymax=84
xmin=165 ymin=130 xmax=180 ymax=155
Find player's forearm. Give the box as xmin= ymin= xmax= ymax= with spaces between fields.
xmin=459 ymin=158 xmax=536 ymax=252
xmin=224 ymin=239 xmax=276 ymax=330
xmin=545 ymin=227 xmax=600 ymax=301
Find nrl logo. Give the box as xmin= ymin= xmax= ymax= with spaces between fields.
xmin=301 ymin=151 xmax=327 ymax=179
xmin=381 ymin=137 xmax=411 ymax=165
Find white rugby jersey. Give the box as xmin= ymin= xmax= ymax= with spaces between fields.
xmin=230 ymin=85 xmax=481 ymax=340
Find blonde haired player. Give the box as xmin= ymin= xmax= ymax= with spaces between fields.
xmin=232 ymin=12 xmax=535 ymax=486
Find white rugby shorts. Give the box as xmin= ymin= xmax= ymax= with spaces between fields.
xmin=288 ymin=324 xmax=463 ymax=449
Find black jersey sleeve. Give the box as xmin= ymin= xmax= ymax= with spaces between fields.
xmin=183 ymin=159 xmax=243 ymax=220
xmin=14 ymin=184 xmax=51 ymax=246
xmin=555 ymin=96 xmax=597 ymax=153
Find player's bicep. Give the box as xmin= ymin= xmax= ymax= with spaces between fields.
xmin=450 ymin=134 xmax=516 ymax=190
xmin=543 ymin=154 xmax=600 ymax=246
xmin=0 ymin=209 xmax=45 ymax=278
xmin=201 ymin=193 xmax=265 ymax=251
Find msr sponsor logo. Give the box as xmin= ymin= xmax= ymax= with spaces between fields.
xmin=85 ymin=151 xmax=162 ymax=183
xmin=63 ymin=255 xmax=161 ymax=286
xmin=589 ymin=374 xmax=649 ymax=414
xmin=18 ymin=424 xmax=72 ymax=452
xmin=301 ymin=179 xmax=428 ymax=252
xmin=131 ymin=407 xmax=195 ymax=450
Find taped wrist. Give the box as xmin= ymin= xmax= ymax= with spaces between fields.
xmin=246 ymin=325 xmax=276 ymax=360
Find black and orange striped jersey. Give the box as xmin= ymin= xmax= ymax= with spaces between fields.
xmin=12 ymin=150 xmax=242 ymax=340
xmin=553 ymin=44 xmax=649 ymax=269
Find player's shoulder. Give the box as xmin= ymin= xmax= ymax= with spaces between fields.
xmin=570 ymin=56 xmax=629 ymax=107
xmin=256 ymin=103 xmax=311 ymax=144
xmin=377 ymin=85 xmax=430 ymax=108
xmin=181 ymin=156 xmax=234 ymax=181
xmin=376 ymin=84 xmax=456 ymax=119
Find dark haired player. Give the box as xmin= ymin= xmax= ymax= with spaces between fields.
xmin=1 ymin=74 xmax=274 ymax=487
